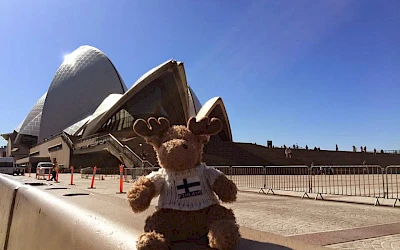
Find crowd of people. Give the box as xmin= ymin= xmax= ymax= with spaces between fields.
xmin=351 ymin=145 xmax=382 ymax=154
xmin=278 ymin=143 xmax=388 ymax=159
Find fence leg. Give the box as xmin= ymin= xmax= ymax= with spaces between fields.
xmin=259 ymin=166 xmax=266 ymax=194
xmin=315 ymin=193 xmax=324 ymax=200
xmin=258 ymin=186 xmax=266 ymax=194
xmin=266 ymin=188 xmax=275 ymax=195
xmin=374 ymin=197 xmax=380 ymax=206
xmin=301 ymin=192 xmax=310 ymax=199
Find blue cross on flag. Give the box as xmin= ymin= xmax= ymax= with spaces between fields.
xmin=177 ymin=177 xmax=203 ymax=199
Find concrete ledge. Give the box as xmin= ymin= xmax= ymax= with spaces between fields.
xmin=6 ymin=184 xmax=137 ymax=250
xmin=0 ymin=174 xmax=327 ymax=250
xmin=0 ymin=175 xmax=21 ymax=250
xmin=239 ymin=227 xmax=326 ymax=250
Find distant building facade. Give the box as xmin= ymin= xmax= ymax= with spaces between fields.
xmin=0 ymin=146 xmax=7 ymax=157
xmin=1 ymin=46 xmax=231 ymax=169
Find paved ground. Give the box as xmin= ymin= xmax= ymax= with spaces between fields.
xmin=329 ymin=234 xmax=400 ymax=249
xmin=23 ymin=173 xmax=400 ymax=249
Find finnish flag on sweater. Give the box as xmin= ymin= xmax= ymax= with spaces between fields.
xmin=176 ymin=177 xmax=203 ymax=199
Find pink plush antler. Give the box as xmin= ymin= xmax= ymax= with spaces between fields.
xmin=187 ymin=117 xmax=222 ymax=136
xmin=133 ymin=117 xmax=170 ymax=138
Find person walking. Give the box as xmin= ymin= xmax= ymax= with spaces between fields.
xmin=50 ymin=164 xmax=57 ymax=181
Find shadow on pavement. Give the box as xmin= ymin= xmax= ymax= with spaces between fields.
xmin=169 ymin=237 xmax=293 ymax=250
xmin=239 ymin=238 xmax=293 ymax=250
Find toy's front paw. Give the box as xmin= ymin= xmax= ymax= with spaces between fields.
xmin=213 ymin=175 xmax=238 ymax=203
xmin=137 ymin=231 xmax=168 ymax=250
xmin=127 ymin=176 xmax=156 ymax=212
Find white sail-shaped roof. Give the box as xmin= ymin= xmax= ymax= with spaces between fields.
xmin=39 ymin=46 xmax=126 ymax=141
xmin=17 ymin=92 xmax=47 ymax=137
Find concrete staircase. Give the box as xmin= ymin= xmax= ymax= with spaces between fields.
xmin=204 ymin=138 xmax=400 ymax=167
xmin=73 ymin=134 xmax=153 ymax=168
xmin=204 ymin=139 xmax=306 ymax=166
xmin=73 ymin=133 xmax=400 ymax=168
xmin=106 ymin=134 xmax=153 ymax=168
xmin=121 ymin=137 xmax=158 ymax=166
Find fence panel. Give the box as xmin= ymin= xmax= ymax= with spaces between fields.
xmin=213 ymin=166 xmax=231 ymax=178
xmin=261 ymin=166 xmax=310 ymax=196
xmin=385 ymin=166 xmax=400 ymax=206
xmin=96 ymin=168 xmax=120 ymax=178
xmin=123 ymin=167 xmax=159 ymax=182
xmin=309 ymin=165 xmax=385 ymax=204
xmin=230 ymin=166 xmax=265 ymax=189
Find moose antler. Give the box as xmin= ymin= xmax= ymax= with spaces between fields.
xmin=133 ymin=117 xmax=170 ymax=138
xmin=188 ymin=117 xmax=223 ymax=135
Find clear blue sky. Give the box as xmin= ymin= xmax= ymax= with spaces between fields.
xmin=0 ymin=0 xmax=399 ymax=151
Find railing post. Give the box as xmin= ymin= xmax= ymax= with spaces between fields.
xmin=308 ymin=166 xmax=312 ymax=193
xmin=386 ymin=166 xmax=389 ymax=199
xmin=259 ymin=166 xmax=267 ymax=194
xmin=124 ymin=168 xmax=128 ymax=182
xmin=263 ymin=166 xmax=266 ymax=188
xmin=381 ymin=166 xmax=386 ymax=199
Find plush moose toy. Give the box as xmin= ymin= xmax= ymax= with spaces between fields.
xmin=127 ymin=116 xmax=240 ymax=250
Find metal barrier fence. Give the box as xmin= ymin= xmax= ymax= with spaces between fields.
xmin=214 ymin=166 xmax=310 ymax=196
xmin=216 ymin=165 xmax=398 ymax=206
xmin=231 ymin=166 xmax=265 ymax=189
xmin=36 ymin=167 xmax=53 ymax=180
xmin=262 ymin=166 xmax=310 ymax=197
xmin=74 ymin=164 xmax=400 ymax=207
xmin=385 ymin=166 xmax=400 ymax=206
xmin=123 ymin=167 xmax=160 ymax=182
xmin=309 ymin=165 xmax=385 ymax=205
xmin=80 ymin=168 xmax=120 ymax=179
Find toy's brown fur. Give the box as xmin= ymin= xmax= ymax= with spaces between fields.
xmin=127 ymin=117 xmax=240 ymax=250
xmin=127 ymin=176 xmax=156 ymax=213
xmin=212 ymin=175 xmax=238 ymax=203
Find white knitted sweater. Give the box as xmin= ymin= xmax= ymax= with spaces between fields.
xmin=147 ymin=164 xmax=222 ymax=211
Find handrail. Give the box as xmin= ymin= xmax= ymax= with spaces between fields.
xmin=75 ymin=133 xmax=101 ymax=144
xmin=73 ymin=133 xmax=153 ymax=168
xmin=383 ymin=150 xmax=399 ymax=154
xmin=30 ymin=131 xmax=74 ymax=149
xmin=107 ymin=134 xmax=153 ymax=168
xmin=60 ymin=132 xmax=74 ymax=149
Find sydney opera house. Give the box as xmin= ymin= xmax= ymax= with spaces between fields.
xmin=1 ymin=45 xmax=234 ymax=170
xmin=4 ymin=46 xmax=397 ymax=170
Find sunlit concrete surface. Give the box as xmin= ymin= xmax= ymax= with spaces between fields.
xmin=7 ymin=172 xmax=400 ymax=249
xmin=1 ymin=173 xmax=327 ymax=250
